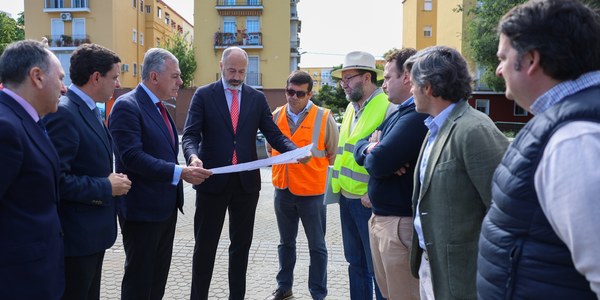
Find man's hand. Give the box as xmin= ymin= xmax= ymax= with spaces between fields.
xmin=395 ymin=163 xmax=411 ymax=176
xmin=366 ymin=130 xmax=382 ymax=154
xmin=296 ymin=155 xmax=312 ymax=164
xmin=183 ymin=156 xmax=212 ymax=185
xmin=108 ymin=173 xmax=131 ymax=196
xmin=188 ymin=155 xmax=203 ymax=167
xmin=361 ymin=193 xmax=372 ymax=208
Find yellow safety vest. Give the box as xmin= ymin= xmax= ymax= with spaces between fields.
xmin=271 ymin=104 xmax=331 ymax=196
xmin=331 ymin=93 xmax=389 ymax=196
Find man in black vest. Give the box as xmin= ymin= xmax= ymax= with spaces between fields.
xmin=478 ymin=0 xmax=600 ymax=298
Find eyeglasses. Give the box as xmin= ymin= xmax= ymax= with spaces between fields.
xmin=285 ymin=89 xmax=308 ymax=98
xmin=340 ymin=73 xmax=363 ymax=84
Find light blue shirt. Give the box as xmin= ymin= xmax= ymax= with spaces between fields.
xmin=286 ymin=100 xmax=312 ymax=125
xmin=69 ymin=84 xmax=97 ymax=111
xmin=1 ymin=88 xmax=39 ymax=122
xmin=414 ymin=102 xmax=457 ymax=249
xmin=530 ymin=70 xmax=600 ymax=114
xmin=140 ymin=83 xmax=182 ymax=186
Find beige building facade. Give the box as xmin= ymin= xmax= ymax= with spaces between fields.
xmin=25 ymin=0 xmax=193 ymax=88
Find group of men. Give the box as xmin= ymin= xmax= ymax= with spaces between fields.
xmin=1 ymin=0 xmax=600 ymax=299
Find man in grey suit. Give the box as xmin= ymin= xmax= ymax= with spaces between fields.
xmin=405 ymin=46 xmax=508 ymax=300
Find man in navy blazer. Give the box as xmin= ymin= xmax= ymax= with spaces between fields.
xmin=182 ymin=47 xmax=297 ymax=300
xmin=0 ymin=40 xmax=67 ymax=299
xmin=44 ymin=44 xmax=131 ymax=300
xmin=109 ymin=48 xmax=211 ymax=300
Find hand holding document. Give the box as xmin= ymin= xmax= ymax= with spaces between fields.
xmin=209 ymin=143 xmax=313 ymax=174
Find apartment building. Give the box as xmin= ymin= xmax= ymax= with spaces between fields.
xmin=402 ymin=0 xmax=532 ymax=128
xmin=194 ymin=0 xmax=302 ymax=108
xmin=25 ymin=0 xmax=193 ymax=88
xmin=299 ymin=67 xmax=335 ymax=94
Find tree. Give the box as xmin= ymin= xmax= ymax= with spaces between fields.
xmin=163 ymin=33 xmax=197 ymax=87
xmin=463 ymin=0 xmax=600 ymax=91
xmin=314 ymin=84 xmax=347 ymax=121
xmin=0 ymin=12 xmax=24 ymax=54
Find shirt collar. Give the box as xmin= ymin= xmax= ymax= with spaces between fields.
xmin=399 ymin=96 xmax=414 ymax=108
xmin=69 ymin=84 xmax=97 ymax=110
xmin=140 ymin=82 xmax=160 ymax=104
xmin=424 ymin=102 xmax=457 ymax=136
xmin=1 ymin=88 xmax=40 ymax=122
xmin=530 ymin=71 xmax=600 ymax=115
xmin=287 ymin=100 xmax=312 ymax=118
xmin=352 ymin=87 xmax=384 ymax=112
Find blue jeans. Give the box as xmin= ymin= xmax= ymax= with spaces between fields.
xmin=339 ymin=194 xmax=385 ymax=300
xmin=274 ymin=188 xmax=328 ymax=300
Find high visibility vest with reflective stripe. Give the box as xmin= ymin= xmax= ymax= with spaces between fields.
xmin=271 ymin=104 xmax=331 ymax=196
xmin=331 ymin=93 xmax=389 ymax=195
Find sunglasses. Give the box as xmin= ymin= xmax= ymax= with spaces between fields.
xmin=285 ymin=89 xmax=309 ymax=98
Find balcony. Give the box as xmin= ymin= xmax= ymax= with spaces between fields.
xmin=214 ymin=32 xmax=263 ymax=49
xmin=215 ymin=72 xmax=262 ymax=87
xmin=44 ymin=0 xmax=90 ymax=12
xmin=45 ymin=34 xmax=91 ymax=48
xmin=216 ymin=0 xmax=263 ymax=9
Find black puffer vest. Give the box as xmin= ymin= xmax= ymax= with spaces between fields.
xmin=477 ymin=86 xmax=600 ymax=300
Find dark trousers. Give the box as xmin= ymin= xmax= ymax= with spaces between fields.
xmin=190 ymin=173 xmax=260 ymax=300
xmin=119 ymin=210 xmax=177 ymax=300
xmin=62 ymin=251 xmax=105 ymax=300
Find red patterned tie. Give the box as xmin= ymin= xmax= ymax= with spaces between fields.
xmin=156 ymin=102 xmax=175 ymax=146
xmin=229 ymin=88 xmax=239 ymax=164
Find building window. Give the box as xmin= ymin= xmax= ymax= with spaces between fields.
xmin=132 ymin=29 xmax=137 ymax=43
xmin=514 ymin=103 xmax=528 ymax=116
xmin=46 ymin=0 xmax=64 ymax=9
xmin=132 ymin=0 xmax=136 ymax=8
xmin=145 ymin=5 xmax=151 ymax=13
xmin=165 ymin=13 xmax=170 ymax=25
xmin=140 ymin=0 xmax=144 ymax=12
xmin=140 ymin=32 xmax=144 ymax=45
xmin=424 ymin=26 xmax=432 ymax=37
xmin=424 ymin=0 xmax=433 ymax=11
xmin=475 ymin=99 xmax=490 ymax=115
xmin=157 ymin=7 xmax=162 ymax=18
xmin=72 ymin=0 xmax=88 ymax=8
xmin=133 ymin=63 xmax=138 ymax=76
xmin=156 ymin=38 xmax=161 ymax=47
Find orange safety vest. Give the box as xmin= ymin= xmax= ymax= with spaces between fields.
xmin=271 ymin=104 xmax=330 ymax=196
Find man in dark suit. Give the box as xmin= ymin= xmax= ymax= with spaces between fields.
xmin=44 ymin=44 xmax=131 ymax=300
xmin=0 ymin=40 xmax=67 ymax=299
xmin=353 ymin=48 xmax=426 ymax=300
xmin=109 ymin=48 xmax=211 ymax=300
xmin=182 ymin=46 xmax=297 ymax=300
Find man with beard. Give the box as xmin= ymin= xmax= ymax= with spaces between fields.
xmin=330 ymin=51 xmax=396 ymax=300
xmin=182 ymin=46 xmax=300 ymax=300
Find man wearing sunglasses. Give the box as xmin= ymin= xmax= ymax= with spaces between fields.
xmin=265 ymin=71 xmax=339 ymax=300
xmin=330 ymin=51 xmax=397 ymax=300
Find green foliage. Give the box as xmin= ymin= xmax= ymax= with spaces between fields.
xmin=163 ymin=33 xmax=197 ymax=87
xmin=0 ymin=12 xmax=24 ymax=55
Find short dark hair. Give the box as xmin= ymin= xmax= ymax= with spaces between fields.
xmin=405 ymin=46 xmax=472 ymax=103
xmin=70 ymin=44 xmax=121 ymax=86
xmin=286 ymin=70 xmax=313 ymax=92
xmin=0 ymin=40 xmax=50 ymax=86
xmin=385 ymin=48 xmax=417 ymax=76
xmin=499 ymin=0 xmax=600 ymax=80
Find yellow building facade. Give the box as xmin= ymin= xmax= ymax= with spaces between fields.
xmin=25 ymin=0 xmax=193 ymax=88
xmin=299 ymin=67 xmax=335 ymax=94
xmin=194 ymin=0 xmax=301 ymax=92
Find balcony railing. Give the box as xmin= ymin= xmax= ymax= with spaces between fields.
xmin=215 ymin=72 xmax=262 ymax=87
xmin=45 ymin=0 xmax=90 ymax=11
xmin=216 ymin=0 xmax=263 ymax=6
xmin=214 ymin=32 xmax=263 ymax=47
xmin=45 ymin=34 xmax=91 ymax=48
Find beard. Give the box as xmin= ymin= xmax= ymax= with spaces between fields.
xmin=346 ymin=85 xmax=364 ymax=102
xmin=225 ymin=79 xmax=243 ymax=89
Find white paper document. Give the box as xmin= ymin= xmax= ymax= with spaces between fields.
xmin=209 ymin=143 xmax=313 ymax=174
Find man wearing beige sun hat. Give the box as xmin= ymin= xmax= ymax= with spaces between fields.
xmin=330 ymin=51 xmax=395 ymax=300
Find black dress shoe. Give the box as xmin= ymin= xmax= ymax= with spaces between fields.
xmin=265 ymin=289 xmax=293 ymax=300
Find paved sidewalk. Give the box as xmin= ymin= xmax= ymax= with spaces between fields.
xmin=100 ymin=167 xmax=350 ymax=299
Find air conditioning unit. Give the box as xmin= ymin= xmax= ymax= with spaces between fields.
xmin=60 ymin=13 xmax=72 ymax=21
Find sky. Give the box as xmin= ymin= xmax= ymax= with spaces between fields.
xmin=1 ymin=0 xmax=403 ymax=67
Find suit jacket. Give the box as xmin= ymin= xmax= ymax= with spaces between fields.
xmin=409 ymin=100 xmax=508 ymax=300
xmin=108 ymin=85 xmax=184 ymax=222
xmin=182 ymin=80 xmax=295 ymax=195
xmin=44 ymin=89 xmax=117 ymax=257
xmin=0 ymin=91 xmax=64 ymax=299
xmin=354 ymin=102 xmax=428 ymax=217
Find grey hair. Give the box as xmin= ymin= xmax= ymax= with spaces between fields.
xmin=0 ymin=40 xmax=50 ymax=86
xmin=221 ymin=46 xmax=248 ymax=63
xmin=141 ymin=48 xmax=178 ymax=80
xmin=404 ymin=46 xmax=472 ymax=102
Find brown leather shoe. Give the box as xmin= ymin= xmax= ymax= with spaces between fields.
xmin=265 ymin=289 xmax=293 ymax=300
